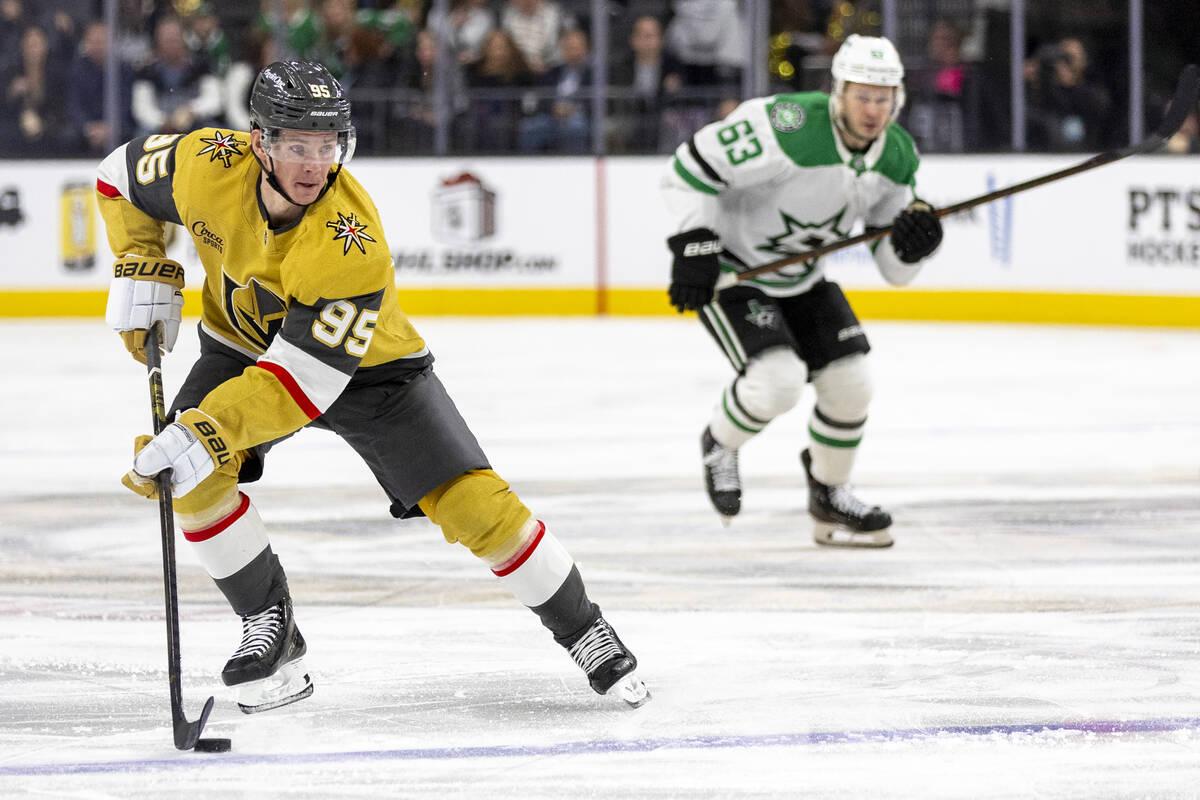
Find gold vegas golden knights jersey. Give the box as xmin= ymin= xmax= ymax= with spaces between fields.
xmin=96 ymin=128 xmax=429 ymax=455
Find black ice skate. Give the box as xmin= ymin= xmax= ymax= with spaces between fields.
xmin=221 ymin=598 xmax=314 ymax=714
xmin=565 ymin=616 xmax=650 ymax=707
xmin=801 ymin=449 xmax=893 ymax=548
xmin=701 ymin=426 xmax=741 ymax=522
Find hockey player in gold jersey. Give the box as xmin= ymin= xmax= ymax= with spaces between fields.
xmin=98 ymin=60 xmax=647 ymax=712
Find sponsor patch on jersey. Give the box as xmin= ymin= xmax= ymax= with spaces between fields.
xmin=769 ymin=101 xmax=806 ymax=133
xmin=326 ymin=211 xmax=377 ymax=255
xmin=191 ymin=220 xmax=224 ymax=253
xmin=195 ymin=130 xmax=247 ymax=168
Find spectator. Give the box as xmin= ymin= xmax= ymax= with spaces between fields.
xmin=1166 ymin=109 xmax=1199 ymax=155
xmin=609 ymin=15 xmax=684 ymax=153
xmin=0 ymin=0 xmax=33 ymax=76
xmin=225 ymin=30 xmax=277 ymax=131
xmin=664 ymin=0 xmax=744 ymax=87
xmin=341 ymin=26 xmax=396 ymax=152
xmin=427 ymin=0 xmax=495 ymax=67
xmin=904 ymin=18 xmax=982 ymax=153
xmin=518 ymin=27 xmax=591 ymax=154
xmin=500 ymin=0 xmax=571 ymax=75
xmin=466 ymin=29 xmax=531 ymax=152
xmin=311 ymin=0 xmax=357 ymax=78
xmin=400 ymin=28 xmax=468 ymax=153
xmin=131 ymin=17 xmax=223 ymax=135
xmin=0 ymin=26 xmax=72 ymax=156
xmin=184 ymin=3 xmax=231 ymax=76
xmin=253 ymin=0 xmax=319 ymax=62
xmin=66 ymin=20 xmax=135 ymax=155
xmin=1025 ymin=36 xmax=1113 ymax=152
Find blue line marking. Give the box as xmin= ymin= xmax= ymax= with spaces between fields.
xmin=4 ymin=717 xmax=1199 ymax=777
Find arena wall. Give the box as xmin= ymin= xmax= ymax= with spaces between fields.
xmin=1 ymin=154 xmax=1197 ymax=325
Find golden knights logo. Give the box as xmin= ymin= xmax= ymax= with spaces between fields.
xmin=222 ymin=273 xmax=287 ymax=350
xmin=326 ymin=211 xmax=377 ymax=255
xmin=196 ymin=130 xmax=246 ymax=168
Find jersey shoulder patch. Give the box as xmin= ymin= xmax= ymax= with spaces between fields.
xmin=765 ymin=93 xmax=840 ymax=169
xmin=182 ymin=127 xmax=253 ymax=170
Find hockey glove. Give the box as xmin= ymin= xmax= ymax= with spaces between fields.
xmin=889 ymin=201 xmax=943 ymax=263
xmin=667 ymin=227 xmax=723 ymax=312
xmin=105 ymin=256 xmax=186 ymax=364
xmin=122 ymin=409 xmax=234 ymax=499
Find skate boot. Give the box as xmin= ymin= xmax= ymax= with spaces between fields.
xmin=801 ymin=449 xmax=893 ymax=548
xmin=701 ymin=426 xmax=741 ymax=521
xmin=221 ymin=598 xmax=314 ymax=714
xmin=565 ymin=616 xmax=650 ymax=707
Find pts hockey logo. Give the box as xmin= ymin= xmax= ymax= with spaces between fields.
xmin=684 ymin=239 xmax=722 ymax=257
xmin=1127 ymin=186 xmax=1200 ymax=266
xmin=222 ymin=273 xmax=287 ymax=351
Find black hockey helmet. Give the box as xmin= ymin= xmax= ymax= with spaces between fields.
xmin=249 ymin=60 xmax=356 ymax=205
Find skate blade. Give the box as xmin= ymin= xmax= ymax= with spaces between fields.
xmin=812 ymin=522 xmax=893 ymax=548
xmin=719 ymin=515 xmax=733 ymax=528
xmin=236 ymin=659 xmax=314 ymax=714
xmin=611 ymin=671 xmax=651 ymax=708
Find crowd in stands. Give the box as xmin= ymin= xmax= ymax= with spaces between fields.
xmin=0 ymin=0 xmax=1191 ymax=158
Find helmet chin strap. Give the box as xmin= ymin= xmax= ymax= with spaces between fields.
xmin=255 ymin=150 xmax=342 ymax=210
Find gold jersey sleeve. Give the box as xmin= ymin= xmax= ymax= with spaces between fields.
xmin=96 ymin=128 xmax=429 ymax=453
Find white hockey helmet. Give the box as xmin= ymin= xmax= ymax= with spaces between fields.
xmin=831 ymin=34 xmax=906 ymax=123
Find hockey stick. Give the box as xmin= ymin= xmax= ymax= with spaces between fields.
xmin=143 ymin=325 xmax=215 ymax=751
xmin=716 ymin=63 xmax=1200 ymax=290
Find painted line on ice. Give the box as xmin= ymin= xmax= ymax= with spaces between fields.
xmin=3 ymin=717 xmax=1200 ymax=777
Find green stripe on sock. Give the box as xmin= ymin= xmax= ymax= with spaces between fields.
xmin=724 ymin=392 xmax=763 ymax=433
xmin=809 ymin=427 xmax=861 ymax=448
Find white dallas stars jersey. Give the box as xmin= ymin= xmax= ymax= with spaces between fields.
xmin=96 ymin=128 xmax=428 ymax=454
xmin=663 ymin=92 xmax=925 ymax=297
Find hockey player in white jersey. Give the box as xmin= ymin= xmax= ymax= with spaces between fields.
xmin=661 ymin=35 xmax=943 ymax=547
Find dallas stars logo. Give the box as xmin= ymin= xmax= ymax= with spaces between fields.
xmin=326 ymin=211 xmax=377 ymax=255
xmin=744 ymin=299 xmax=780 ymax=330
xmin=756 ymin=206 xmax=851 ymax=260
xmin=196 ymin=130 xmax=246 ymax=168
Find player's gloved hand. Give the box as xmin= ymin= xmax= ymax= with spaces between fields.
xmin=122 ymin=409 xmax=233 ymax=499
xmin=104 ymin=256 xmax=186 ymax=364
xmin=667 ymin=227 xmax=723 ymax=312
xmin=889 ymin=201 xmax=943 ymax=263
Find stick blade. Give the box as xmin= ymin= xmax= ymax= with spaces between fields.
xmin=173 ymin=695 xmax=215 ymax=751
xmin=1155 ymin=64 xmax=1200 ymax=139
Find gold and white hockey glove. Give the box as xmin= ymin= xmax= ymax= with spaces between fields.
xmin=104 ymin=256 xmax=185 ymax=364
xmin=122 ymin=410 xmax=233 ymax=499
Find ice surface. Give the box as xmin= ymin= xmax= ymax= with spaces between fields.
xmin=2 ymin=317 xmax=1200 ymax=799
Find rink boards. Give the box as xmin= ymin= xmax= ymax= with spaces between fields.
xmin=0 ymin=153 xmax=1197 ymax=325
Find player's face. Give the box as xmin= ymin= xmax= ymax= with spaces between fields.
xmin=264 ymin=130 xmax=341 ymax=205
xmin=840 ymin=82 xmax=895 ymax=144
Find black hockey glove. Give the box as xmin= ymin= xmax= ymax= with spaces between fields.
xmin=889 ymin=201 xmax=943 ymax=263
xmin=667 ymin=227 xmax=723 ymax=312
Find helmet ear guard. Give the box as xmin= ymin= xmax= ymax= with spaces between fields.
xmin=830 ymin=34 xmax=907 ymax=127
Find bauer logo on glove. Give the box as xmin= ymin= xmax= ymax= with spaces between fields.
xmin=122 ymin=409 xmax=233 ymax=498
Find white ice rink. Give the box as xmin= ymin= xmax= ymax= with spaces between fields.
xmin=3 ymin=315 xmax=1200 ymax=799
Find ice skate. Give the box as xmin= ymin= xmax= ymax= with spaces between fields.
xmin=801 ymin=449 xmax=893 ymax=548
xmin=221 ymin=598 xmax=314 ymax=714
xmin=565 ymin=616 xmax=650 ymax=707
xmin=701 ymin=426 xmax=741 ymax=523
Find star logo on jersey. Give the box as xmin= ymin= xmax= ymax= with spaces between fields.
xmin=755 ymin=207 xmax=851 ymax=260
xmin=744 ymin=299 xmax=781 ymax=330
xmin=326 ymin=212 xmax=377 ymax=255
xmin=195 ymin=130 xmax=246 ymax=168
xmin=222 ymin=273 xmax=287 ymax=351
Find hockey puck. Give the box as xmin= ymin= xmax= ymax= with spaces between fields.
xmin=194 ymin=737 xmax=232 ymax=753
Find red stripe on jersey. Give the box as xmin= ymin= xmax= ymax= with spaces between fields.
xmin=257 ymin=360 xmax=322 ymax=420
xmin=96 ymin=179 xmax=121 ymax=198
xmin=492 ymin=520 xmax=546 ymax=577
xmin=184 ymin=492 xmax=250 ymax=542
